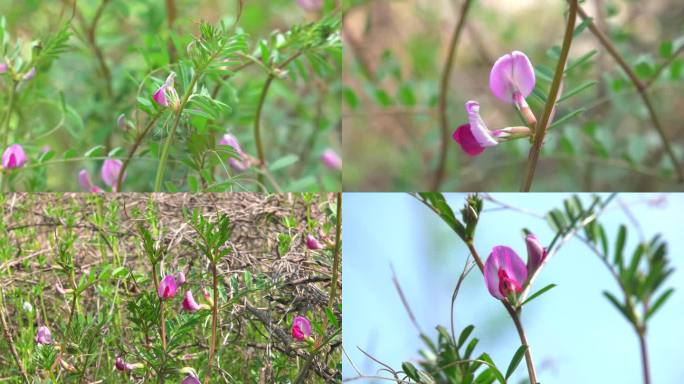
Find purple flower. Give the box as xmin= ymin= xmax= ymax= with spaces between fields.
xmin=489 ymin=51 xmax=535 ymax=105
xmin=182 ymin=374 xmax=201 ymax=384
xmin=153 ymin=73 xmax=177 ymax=108
xmin=35 ymin=326 xmax=52 ymax=345
xmin=22 ymin=67 xmax=36 ymax=81
xmin=78 ymin=170 xmax=104 ymax=193
xmin=101 ymin=159 xmax=125 ymax=189
xmin=158 ymin=275 xmax=178 ymax=300
xmin=0 ymin=62 xmax=7 ymax=74
xmin=297 ymin=0 xmax=323 ymax=12
xmin=219 ymin=133 xmax=248 ymax=172
xmin=526 ymin=233 xmax=547 ymax=276
xmin=2 ymin=144 xmax=28 ymax=169
xmin=484 ymin=246 xmax=528 ymax=301
xmin=182 ymin=290 xmax=201 ymax=312
xmin=306 ymin=234 xmax=323 ymax=250
xmin=291 ymin=315 xmax=312 ymax=341
xmin=452 ymin=101 xmax=499 ymax=156
xmin=321 ymin=148 xmax=341 ymax=170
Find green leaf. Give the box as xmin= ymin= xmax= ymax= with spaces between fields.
xmin=505 ymin=345 xmax=528 ymax=380
xmin=556 ymin=81 xmax=597 ymax=103
xmin=458 ymin=325 xmax=475 ymax=348
xmin=402 ymin=362 xmax=421 ymax=381
xmin=646 ymin=287 xmax=674 ymax=320
xmin=549 ymin=108 xmax=585 ymax=129
xmin=521 ymin=283 xmax=557 ymax=306
xmin=268 ymin=154 xmax=299 ymax=172
xmin=603 ymin=291 xmax=634 ymax=323
xmin=84 ymin=145 xmax=105 ymax=158
xmin=573 ymin=16 xmax=592 ymax=38
xmin=615 ymin=225 xmax=627 ymax=267
xmin=565 ymin=50 xmax=598 ymax=73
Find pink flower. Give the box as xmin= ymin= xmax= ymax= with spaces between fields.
xmin=297 ymin=0 xmax=323 ymax=12
xmin=176 ymin=271 xmax=186 ymax=286
xmin=182 ymin=290 xmax=201 ymax=312
xmin=306 ymin=234 xmax=323 ymax=250
xmin=2 ymin=144 xmax=28 ymax=169
xmin=78 ymin=170 xmax=104 ymax=193
xmin=219 ymin=133 xmax=248 ymax=172
xmin=153 ymin=73 xmax=178 ymax=107
xmin=55 ymin=281 xmax=67 ymax=295
xmin=484 ymin=246 xmax=528 ymax=301
xmin=35 ymin=326 xmax=52 ymax=345
xmin=452 ymin=101 xmax=499 ymax=156
xmin=182 ymin=374 xmax=201 ymax=384
xmin=291 ymin=315 xmax=312 ymax=341
xmin=489 ymin=51 xmax=535 ymax=105
xmin=525 ymin=233 xmax=547 ymax=276
xmin=0 ymin=63 xmax=7 ymax=74
xmin=115 ymin=356 xmax=136 ymax=372
xmin=158 ymin=275 xmax=178 ymax=300
xmin=321 ymin=148 xmax=342 ymax=170
xmin=101 ymin=159 xmax=125 ymax=189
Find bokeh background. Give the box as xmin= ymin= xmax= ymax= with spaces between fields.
xmin=342 ymin=0 xmax=684 ymax=191
xmin=343 ymin=193 xmax=684 ymax=383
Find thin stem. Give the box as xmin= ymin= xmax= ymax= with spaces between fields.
xmin=252 ymin=52 xmax=303 ymax=186
xmin=646 ymin=43 xmax=684 ymax=88
xmin=86 ymin=0 xmax=113 ymax=97
xmin=0 ymin=82 xmax=18 ymax=191
xmin=521 ymin=0 xmax=577 ymax=192
xmin=637 ymin=328 xmax=651 ymax=384
xmin=165 ymin=0 xmax=178 ymax=63
xmin=204 ymin=261 xmax=219 ymax=384
xmin=116 ymin=113 xmax=162 ymax=191
xmin=575 ymin=4 xmax=684 ymax=182
xmin=327 ymin=192 xmax=342 ymax=309
xmin=431 ymin=0 xmax=474 ymax=191
xmin=154 ymin=74 xmax=199 ymax=192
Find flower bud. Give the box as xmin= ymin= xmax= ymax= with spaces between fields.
xmin=306 ymin=234 xmax=323 ymax=250
xmin=182 ymin=290 xmax=201 ymax=312
xmin=321 ymin=148 xmax=341 ymax=170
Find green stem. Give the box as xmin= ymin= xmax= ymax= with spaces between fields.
xmin=117 ymin=113 xmax=161 ymax=191
xmin=431 ymin=0 xmax=474 ymax=191
xmin=204 ymin=261 xmax=219 ymax=384
xmin=253 ymin=75 xmax=274 ymax=187
xmin=521 ymin=0 xmax=578 ymax=192
xmin=637 ymin=327 xmax=651 ymax=384
xmin=154 ymin=75 xmax=199 ymax=192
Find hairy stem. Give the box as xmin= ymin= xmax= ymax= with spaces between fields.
xmin=521 ymin=0 xmax=577 ymax=192
xmin=575 ymin=4 xmax=683 ymax=182
xmin=431 ymin=0 xmax=474 ymax=191
xmin=205 ymin=261 xmax=219 ymax=384
xmin=154 ymin=74 xmax=199 ymax=192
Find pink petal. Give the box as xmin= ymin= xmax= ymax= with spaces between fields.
xmin=101 ymin=159 xmax=124 ymax=189
xmin=2 ymin=144 xmax=27 ymax=169
xmin=526 ymin=234 xmax=547 ymax=275
xmin=182 ymin=290 xmax=201 ymax=312
xmin=489 ymin=51 xmax=536 ymax=103
xmin=453 ymin=124 xmax=485 ymax=156
xmin=321 ymin=149 xmax=342 ymax=170
xmin=158 ymin=275 xmax=178 ymax=299
xmin=484 ymin=246 xmax=528 ymax=300
xmin=464 ymin=101 xmax=498 ymax=148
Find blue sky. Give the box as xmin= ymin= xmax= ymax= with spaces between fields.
xmin=342 ymin=193 xmax=684 ymax=384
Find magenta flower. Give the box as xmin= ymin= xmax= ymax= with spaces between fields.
xmin=452 ymin=101 xmax=499 ymax=156
xmin=321 ymin=148 xmax=342 ymax=170
xmin=291 ymin=315 xmax=312 ymax=341
xmin=489 ymin=51 xmax=535 ymax=106
xmin=0 ymin=63 xmax=7 ymax=74
xmin=101 ymin=159 xmax=125 ymax=189
xmin=182 ymin=374 xmax=201 ymax=384
xmin=525 ymin=233 xmax=547 ymax=276
xmin=158 ymin=275 xmax=179 ymax=300
xmin=2 ymin=144 xmax=28 ymax=169
xmin=484 ymin=246 xmax=528 ymax=301
xmin=182 ymin=290 xmax=201 ymax=312
xmin=115 ymin=356 xmax=134 ymax=372
xmin=297 ymin=0 xmax=323 ymax=12
xmin=78 ymin=170 xmax=104 ymax=193
xmin=153 ymin=73 xmax=178 ymax=108
xmin=35 ymin=326 xmax=52 ymax=345
xmin=219 ymin=133 xmax=248 ymax=172
xmin=306 ymin=234 xmax=323 ymax=250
